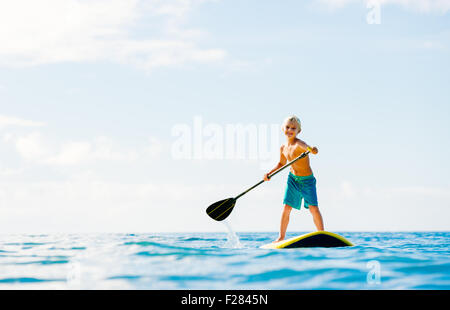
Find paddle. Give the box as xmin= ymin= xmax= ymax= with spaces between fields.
xmin=206 ymin=150 xmax=311 ymax=221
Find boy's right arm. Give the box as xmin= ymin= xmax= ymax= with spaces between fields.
xmin=264 ymin=146 xmax=287 ymax=181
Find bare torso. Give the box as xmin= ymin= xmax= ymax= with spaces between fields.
xmin=281 ymin=138 xmax=313 ymax=176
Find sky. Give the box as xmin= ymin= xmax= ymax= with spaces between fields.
xmin=0 ymin=0 xmax=449 ymax=233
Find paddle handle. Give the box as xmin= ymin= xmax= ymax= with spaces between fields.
xmin=268 ymin=150 xmax=310 ymax=179
xmin=234 ymin=150 xmax=310 ymax=200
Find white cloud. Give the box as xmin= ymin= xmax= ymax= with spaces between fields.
xmin=1 ymin=175 xmax=448 ymax=233
xmin=328 ymin=180 xmax=450 ymax=200
xmin=388 ymin=185 xmax=450 ymax=198
xmin=115 ymin=39 xmax=226 ymax=69
xmin=0 ymin=114 xmax=45 ymax=128
xmin=0 ymin=0 xmax=226 ymax=69
xmin=45 ymin=136 xmax=141 ymax=165
xmin=0 ymin=179 xmax=226 ymax=233
xmin=46 ymin=141 xmax=94 ymax=165
xmin=339 ymin=181 xmax=358 ymax=198
xmin=385 ymin=0 xmax=450 ymax=13
xmin=144 ymin=136 xmax=164 ymax=158
xmin=14 ymin=132 xmax=51 ymax=161
xmin=316 ymin=0 xmax=357 ymax=9
xmin=0 ymin=167 xmax=24 ymax=176
xmin=5 ymin=131 xmax=160 ymax=166
xmin=317 ymin=181 xmax=450 ymax=231
xmin=317 ymin=0 xmax=450 ymax=13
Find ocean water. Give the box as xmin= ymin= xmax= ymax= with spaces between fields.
xmin=0 ymin=230 xmax=449 ymax=289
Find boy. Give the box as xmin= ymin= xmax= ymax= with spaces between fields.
xmin=264 ymin=116 xmax=324 ymax=242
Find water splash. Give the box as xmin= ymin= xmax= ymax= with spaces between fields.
xmin=222 ymin=220 xmax=243 ymax=248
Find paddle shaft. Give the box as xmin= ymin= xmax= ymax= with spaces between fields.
xmin=234 ymin=150 xmax=310 ymax=200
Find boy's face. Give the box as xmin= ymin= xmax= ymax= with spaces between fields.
xmin=284 ymin=121 xmax=300 ymax=138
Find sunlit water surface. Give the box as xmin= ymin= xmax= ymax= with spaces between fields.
xmin=0 ymin=231 xmax=449 ymax=289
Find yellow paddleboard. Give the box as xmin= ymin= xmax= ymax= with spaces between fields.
xmin=260 ymin=231 xmax=354 ymax=249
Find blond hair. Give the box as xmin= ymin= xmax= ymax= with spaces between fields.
xmin=282 ymin=115 xmax=301 ymax=133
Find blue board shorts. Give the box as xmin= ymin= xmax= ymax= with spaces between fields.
xmin=283 ymin=172 xmax=318 ymax=210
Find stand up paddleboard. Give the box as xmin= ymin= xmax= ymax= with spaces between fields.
xmin=260 ymin=231 xmax=354 ymax=249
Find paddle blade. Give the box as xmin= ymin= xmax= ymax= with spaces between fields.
xmin=206 ymin=198 xmax=236 ymax=221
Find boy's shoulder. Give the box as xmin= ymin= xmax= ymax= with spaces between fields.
xmin=281 ymin=139 xmax=307 ymax=150
xmin=294 ymin=138 xmax=308 ymax=150
xmin=295 ymin=137 xmax=305 ymax=144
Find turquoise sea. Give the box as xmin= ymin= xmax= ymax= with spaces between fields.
xmin=0 ymin=231 xmax=449 ymax=289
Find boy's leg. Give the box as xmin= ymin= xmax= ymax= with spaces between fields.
xmin=275 ymin=204 xmax=293 ymax=242
xmin=308 ymin=205 xmax=324 ymax=231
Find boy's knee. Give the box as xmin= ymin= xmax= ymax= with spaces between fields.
xmin=309 ymin=205 xmax=319 ymax=213
xmin=283 ymin=204 xmax=293 ymax=213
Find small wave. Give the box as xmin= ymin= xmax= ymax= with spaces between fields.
xmin=48 ymin=246 xmax=87 ymax=251
xmin=124 ymin=241 xmax=194 ymax=250
xmin=178 ymin=237 xmax=223 ymax=242
xmin=159 ymin=275 xmax=217 ymax=282
xmin=396 ymin=262 xmax=450 ymax=274
xmin=241 ymin=268 xmax=305 ymax=282
xmin=135 ymin=251 xmax=183 ymax=257
xmin=253 ymin=251 xmax=283 ymax=259
xmin=107 ymin=275 xmax=142 ymax=281
xmin=134 ymin=249 xmax=212 ymax=258
xmin=0 ymin=277 xmax=65 ymax=283
xmin=14 ymin=259 xmax=70 ymax=265
xmin=4 ymin=242 xmax=46 ymax=246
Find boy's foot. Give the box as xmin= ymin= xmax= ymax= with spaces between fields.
xmin=273 ymin=237 xmax=284 ymax=243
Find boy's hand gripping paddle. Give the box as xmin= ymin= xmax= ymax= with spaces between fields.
xmin=206 ymin=150 xmax=310 ymax=221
